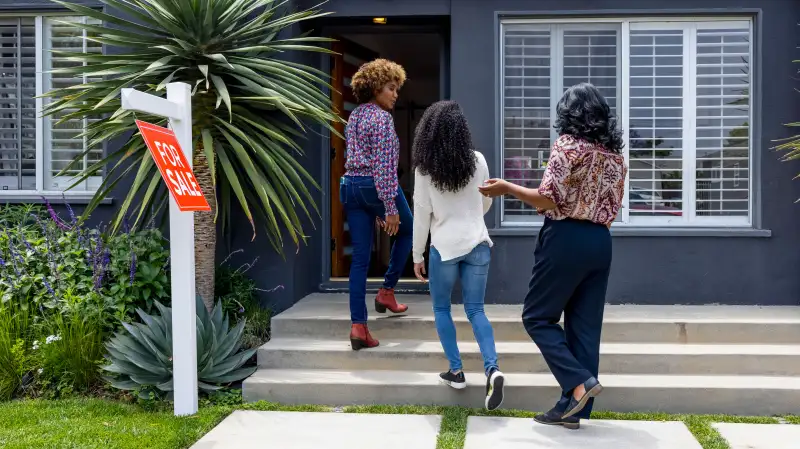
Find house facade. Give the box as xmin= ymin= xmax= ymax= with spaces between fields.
xmin=2 ymin=0 xmax=799 ymax=311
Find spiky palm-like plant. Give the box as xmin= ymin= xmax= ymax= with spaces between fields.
xmin=43 ymin=0 xmax=340 ymax=310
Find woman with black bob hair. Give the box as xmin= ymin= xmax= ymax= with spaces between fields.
xmin=412 ymin=100 xmax=505 ymax=411
xmin=480 ymin=83 xmax=628 ymax=428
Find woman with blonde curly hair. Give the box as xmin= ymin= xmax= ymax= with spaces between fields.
xmin=340 ymin=58 xmax=412 ymax=350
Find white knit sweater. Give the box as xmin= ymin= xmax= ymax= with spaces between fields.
xmin=412 ymin=151 xmax=493 ymax=264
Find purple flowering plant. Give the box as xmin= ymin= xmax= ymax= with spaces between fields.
xmin=0 ymin=202 xmax=170 ymax=325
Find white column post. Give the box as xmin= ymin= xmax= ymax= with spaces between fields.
xmin=166 ymin=82 xmax=198 ymax=416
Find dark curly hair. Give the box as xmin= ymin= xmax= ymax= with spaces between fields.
xmin=555 ymin=82 xmax=625 ymax=153
xmin=350 ymin=58 xmax=407 ymax=104
xmin=412 ymin=101 xmax=477 ymax=193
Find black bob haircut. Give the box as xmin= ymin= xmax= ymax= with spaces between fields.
xmin=555 ymin=82 xmax=625 ymax=153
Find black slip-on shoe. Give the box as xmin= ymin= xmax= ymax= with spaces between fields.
xmin=562 ymin=377 xmax=603 ymax=419
xmin=534 ymin=408 xmax=580 ymax=430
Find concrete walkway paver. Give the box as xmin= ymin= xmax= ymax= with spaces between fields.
xmin=464 ymin=417 xmax=702 ymax=449
xmin=190 ymin=410 xmax=442 ymax=449
xmin=713 ymin=423 xmax=800 ymax=449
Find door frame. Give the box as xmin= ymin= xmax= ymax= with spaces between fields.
xmin=317 ymin=19 xmax=451 ymax=291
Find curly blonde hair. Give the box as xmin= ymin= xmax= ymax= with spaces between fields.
xmin=350 ymin=58 xmax=407 ymax=104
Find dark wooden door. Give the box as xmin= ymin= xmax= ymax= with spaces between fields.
xmin=330 ymin=37 xmax=378 ymax=278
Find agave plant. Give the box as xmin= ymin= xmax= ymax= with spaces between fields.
xmin=103 ymin=296 xmax=257 ymax=398
xmin=43 ymin=0 xmax=341 ymax=309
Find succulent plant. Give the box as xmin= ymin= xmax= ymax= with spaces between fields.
xmin=103 ymin=296 xmax=257 ymax=398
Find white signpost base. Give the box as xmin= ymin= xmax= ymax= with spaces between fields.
xmin=121 ymin=82 xmax=198 ymax=416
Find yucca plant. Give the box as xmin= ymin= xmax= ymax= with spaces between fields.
xmin=774 ymin=44 xmax=800 ymax=201
xmin=103 ymin=296 xmax=257 ymax=398
xmin=43 ymin=0 xmax=341 ymax=309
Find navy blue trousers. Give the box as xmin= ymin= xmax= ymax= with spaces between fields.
xmin=522 ymin=218 xmax=611 ymax=419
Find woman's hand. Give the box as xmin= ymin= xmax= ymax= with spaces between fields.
xmin=381 ymin=214 xmax=400 ymax=236
xmin=413 ymin=262 xmax=427 ymax=282
xmin=478 ymin=179 xmax=512 ymax=198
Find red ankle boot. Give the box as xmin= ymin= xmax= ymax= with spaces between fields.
xmin=350 ymin=324 xmax=379 ymax=350
xmin=375 ymin=288 xmax=408 ymax=314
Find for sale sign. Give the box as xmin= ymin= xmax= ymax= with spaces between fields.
xmin=135 ymin=120 xmax=211 ymax=212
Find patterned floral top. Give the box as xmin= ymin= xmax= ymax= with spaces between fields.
xmin=344 ymin=103 xmax=400 ymax=216
xmin=537 ymin=134 xmax=628 ymax=227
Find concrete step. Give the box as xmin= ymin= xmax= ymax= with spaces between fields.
xmin=273 ymin=294 xmax=800 ymax=344
xmin=242 ymin=369 xmax=800 ymax=416
xmin=257 ymin=338 xmax=800 ymax=376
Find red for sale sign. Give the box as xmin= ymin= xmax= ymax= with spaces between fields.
xmin=136 ymin=120 xmax=211 ymax=212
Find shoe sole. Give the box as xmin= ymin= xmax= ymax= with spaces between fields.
xmin=350 ymin=339 xmax=379 ymax=351
xmin=533 ymin=416 xmax=580 ymax=430
xmin=485 ymin=371 xmax=505 ymax=411
xmin=562 ymin=383 xmax=604 ymax=419
xmin=374 ymin=300 xmax=408 ymax=314
xmin=439 ymin=378 xmax=467 ymax=390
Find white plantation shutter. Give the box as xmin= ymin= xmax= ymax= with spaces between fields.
xmin=502 ymin=26 xmax=552 ymax=220
xmin=0 ymin=17 xmax=36 ymax=191
xmin=627 ymin=27 xmax=685 ymax=222
xmin=500 ymin=18 xmax=753 ymax=226
xmin=562 ymin=28 xmax=620 ymax=112
xmin=44 ymin=16 xmax=103 ymax=192
xmin=694 ymin=25 xmax=751 ymax=219
xmin=501 ymin=24 xmax=620 ymax=222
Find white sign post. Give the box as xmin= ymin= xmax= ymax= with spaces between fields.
xmin=121 ymin=82 xmax=198 ymax=416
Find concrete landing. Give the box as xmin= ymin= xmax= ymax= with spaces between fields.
xmin=190 ymin=410 xmax=442 ymax=449
xmin=713 ymin=423 xmax=800 ymax=449
xmin=464 ymin=417 xmax=703 ymax=449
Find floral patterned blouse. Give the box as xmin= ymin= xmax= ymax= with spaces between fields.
xmin=537 ymin=134 xmax=628 ymax=226
xmin=344 ymin=103 xmax=400 ymax=216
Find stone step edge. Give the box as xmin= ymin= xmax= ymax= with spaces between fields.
xmin=258 ymin=338 xmax=800 ymax=356
xmin=273 ymin=315 xmax=800 ymax=325
xmin=244 ymin=369 xmax=800 ymax=390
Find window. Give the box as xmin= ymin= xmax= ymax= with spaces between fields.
xmin=0 ymin=15 xmax=101 ymax=196
xmin=500 ymin=18 xmax=753 ymax=226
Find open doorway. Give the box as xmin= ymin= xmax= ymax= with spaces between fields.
xmin=329 ymin=31 xmax=444 ymax=281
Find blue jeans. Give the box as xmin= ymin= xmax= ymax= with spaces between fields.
xmin=429 ymin=244 xmax=498 ymax=375
xmin=340 ymin=176 xmax=413 ymax=324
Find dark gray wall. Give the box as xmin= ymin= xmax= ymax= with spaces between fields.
xmin=449 ymin=0 xmax=800 ymax=306
xmin=9 ymin=0 xmax=800 ymax=309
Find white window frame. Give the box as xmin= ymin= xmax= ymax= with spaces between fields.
xmin=499 ymin=16 xmax=754 ymax=228
xmin=0 ymin=12 xmax=100 ymax=200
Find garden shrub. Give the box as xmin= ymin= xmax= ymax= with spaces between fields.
xmin=215 ymin=256 xmax=274 ymax=350
xmin=0 ymin=203 xmax=170 ymax=327
xmin=0 ymin=203 xmax=169 ymax=400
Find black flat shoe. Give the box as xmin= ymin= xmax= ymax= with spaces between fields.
xmin=534 ymin=408 xmax=580 ymax=430
xmin=562 ymin=377 xmax=603 ymax=419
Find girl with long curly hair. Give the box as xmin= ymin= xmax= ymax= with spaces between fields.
xmin=411 ymin=100 xmax=505 ymax=411
xmin=341 ymin=59 xmax=412 ymax=350
xmin=480 ymin=83 xmax=628 ymax=429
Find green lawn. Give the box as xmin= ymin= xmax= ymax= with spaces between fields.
xmin=0 ymin=398 xmax=793 ymax=449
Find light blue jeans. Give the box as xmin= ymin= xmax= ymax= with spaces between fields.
xmin=429 ymin=244 xmax=499 ymax=375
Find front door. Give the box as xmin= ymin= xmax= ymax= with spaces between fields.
xmin=330 ymin=37 xmax=378 ymax=278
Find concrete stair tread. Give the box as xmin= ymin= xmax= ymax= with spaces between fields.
xmin=261 ymin=338 xmax=800 ymax=356
xmin=245 ymin=369 xmax=800 ymax=390
xmin=280 ymin=294 xmax=800 ymax=323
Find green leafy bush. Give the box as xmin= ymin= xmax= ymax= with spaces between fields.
xmin=215 ymin=259 xmax=274 ymax=350
xmin=104 ymin=296 xmax=257 ymax=399
xmin=36 ymin=313 xmax=106 ymax=397
xmin=0 ymin=301 xmax=34 ymax=400
xmin=0 ymin=204 xmax=169 ymax=326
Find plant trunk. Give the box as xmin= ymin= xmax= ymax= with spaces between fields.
xmin=193 ymin=146 xmax=217 ymax=312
